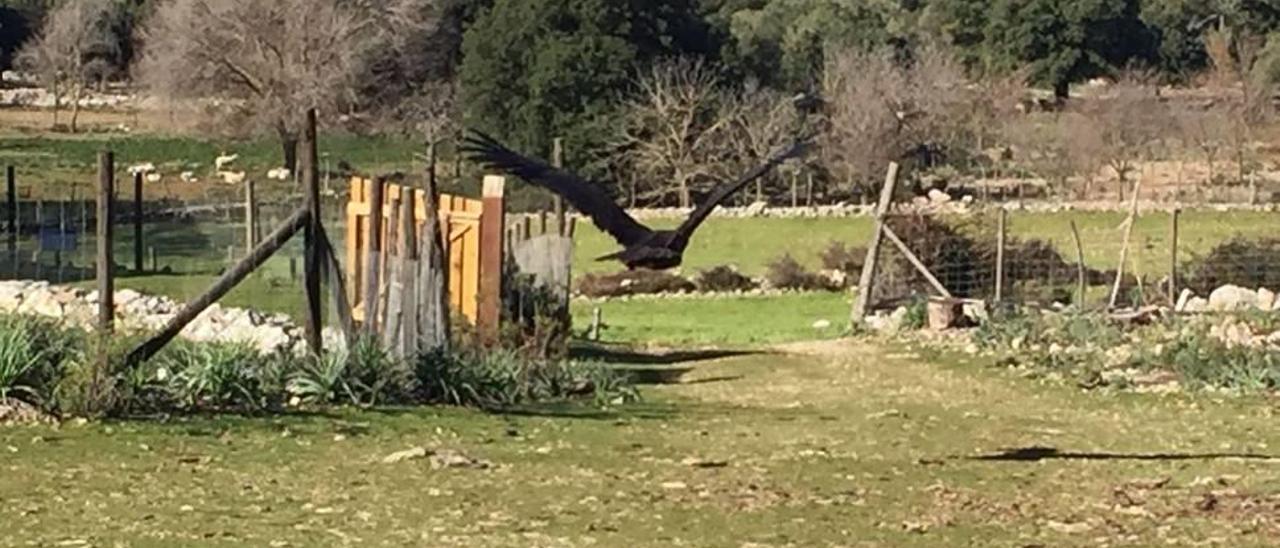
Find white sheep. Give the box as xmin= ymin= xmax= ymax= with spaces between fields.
xmin=266 ymin=167 xmax=291 ymax=181
xmin=180 ymin=171 xmax=198 ymax=183
xmin=145 ymin=172 xmax=162 ymax=184
xmin=128 ymin=163 xmax=156 ymax=176
xmin=215 ymin=153 xmax=239 ymax=171
xmin=219 ymin=171 xmax=247 ymax=185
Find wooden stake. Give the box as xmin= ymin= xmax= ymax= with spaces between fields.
xmin=149 ymin=246 xmax=157 ymax=273
xmin=1169 ymin=208 xmax=1180 ymax=305
xmin=995 ymin=208 xmax=1007 ymax=302
xmin=853 ymin=163 xmax=900 ymax=321
xmin=790 ymin=172 xmax=798 ymax=208
xmin=245 ymin=179 xmax=258 ymax=251
xmin=97 ymin=151 xmax=115 ymax=336
xmin=477 ymin=176 xmax=506 ymax=342
xmin=6 ymin=165 xmax=16 ymax=251
xmin=590 ymin=307 xmax=602 ymax=341
xmin=133 ymin=171 xmax=144 ymax=273
xmin=1108 ymin=181 xmax=1142 ymax=309
xmin=302 ymin=109 xmax=323 ymax=355
xmin=1070 ymin=221 xmax=1086 ymax=308
xmin=126 ymin=208 xmax=309 ymax=366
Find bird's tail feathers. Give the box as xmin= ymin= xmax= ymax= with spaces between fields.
xmin=594 ymin=250 xmax=625 ymax=262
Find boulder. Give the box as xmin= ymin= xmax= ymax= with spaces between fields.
xmin=1184 ymin=297 xmax=1209 ymax=313
xmin=0 ymin=282 xmax=24 ymax=309
xmin=1208 ymin=285 xmax=1258 ymax=311
xmin=744 ymin=201 xmax=769 ymax=217
xmin=1258 ymin=288 xmax=1277 ymax=311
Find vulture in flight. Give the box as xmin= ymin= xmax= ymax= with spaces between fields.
xmin=461 ymin=132 xmax=810 ymax=271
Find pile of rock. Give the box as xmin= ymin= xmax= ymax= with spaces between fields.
xmin=0 ymin=280 xmax=320 ymax=355
xmin=1175 ymin=285 xmax=1280 ymax=313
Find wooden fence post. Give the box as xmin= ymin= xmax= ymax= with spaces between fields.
xmin=478 ymin=176 xmax=506 ymax=342
xmin=995 ymin=208 xmax=1007 ymax=303
xmin=1070 ymin=221 xmax=1086 ymax=308
xmin=149 ymin=246 xmax=158 ymax=273
xmin=133 ymin=171 xmax=144 ymax=273
xmin=302 ymin=109 xmax=323 ymax=355
xmin=1169 ymin=208 xmax=1180 ymax=305
xmin=363 ymin=177 xmax=385 ymax=334
xmin=97 ymin=151 xmax=115 ymax=335
xmin=245 ymin=179 xmax=259 ymax=251
xmin=5 ymin=165 xmax=15 ymax=252
xmin=853 ymin=163 xmax=900 ymax=322
xmin=552 ymin=137 xmax=566 ymax=235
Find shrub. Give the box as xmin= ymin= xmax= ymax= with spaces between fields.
xmin=288 ymin=335 xmax=414 ymax=406
xmin=765 ymin=254 xmax=834 ymax=291
xmin=504 ymin=271 xmax=572 ymax=359
xmin=159 ymin=341 xmax=269 ymax=410
xmin=0 ymin=314 xmax=84 ymax=407
xmin=415 ymin=348 xmax=636 ymax=409
xmin=694 ymin=265 xmax=757 ymax=292
xmin=819 ymin=241 xmax=865 ymax=274
xmin=1183 ymin=237 xmax=1280 ymax=295
xmin=576 ymin=269 xmax=695 ymax=298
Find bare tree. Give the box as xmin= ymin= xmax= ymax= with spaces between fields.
xmin=1076 ymin=78 xmax=1167 ymax=202
xmin=820 ymin=46 xmax=973 ymax=200
xmin=16 ymin=0 xmax=121 ymax=133
xmin=135 ymin=0 xmax=381 ymax=172
xmin=724 ymin=85 xmax=801 ymax=203
xmin=616 ymin=59 xmax=736 ymax=207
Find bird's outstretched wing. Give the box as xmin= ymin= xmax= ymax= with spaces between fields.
xmin=460 ymin=131 xmax=653 ymax=247
xmin=675 ymin=139 xmax=811 ymax=239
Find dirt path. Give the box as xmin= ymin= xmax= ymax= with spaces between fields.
xmin=3 ymin=340 xmax=1280 ymax=547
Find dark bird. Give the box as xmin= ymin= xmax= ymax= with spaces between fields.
xmin=461 ymin=132 xmax=810 ymax=271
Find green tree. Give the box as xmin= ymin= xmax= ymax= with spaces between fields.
xmin=460 ymin=0 xmax=716 ymax=175
xmin=986 ymin=0 xmax=1156 ymax=98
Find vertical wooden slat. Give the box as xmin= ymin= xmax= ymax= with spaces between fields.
xmin=346 ymin=178 xmax=362 ymax=307
xmin=477 ymin=176 xmax=505 ymax=340
xmin=364 ymin=177 xmax=385 ymax=334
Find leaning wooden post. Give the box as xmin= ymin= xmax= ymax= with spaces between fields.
xmin=302 ymin=109 xmax=323 ymax=355
xmin=477 ymin=176 xmax=506 ymax=342
xmin=363 ymin=177 xmax=385 ymax=334
xmin=244 ymin=179 xmax=259 ymax=251
xmin=133 ymin=171 xmax=144 ymax=273
xmin=1108 ymin=181 xmax=1142 ymax=309
xmin=1169 ymin=208 xmax=1180 ymax=305
xmin=995 ymin=208 xmax=1007 ymax=303
xmin=97 ymin=151 xmax=115 ymax=335
xmin=5 ymin=165 xmax=15 ymax=252
xmin=853 ymin=163 xmax=900 ymax=323
xmin=552 ymin=137 xmax=566 ymax=235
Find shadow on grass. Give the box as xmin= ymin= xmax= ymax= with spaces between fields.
xmin=968 ymin=446 xmax=1280 ymax=462
xmin=571 ymin=342 xmax=762 ymax=365
xmin=499 ymin=401 xmax=683 ymax=422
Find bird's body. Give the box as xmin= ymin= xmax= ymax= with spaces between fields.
xmin=462 ymin=131 xmax=809 ymax=271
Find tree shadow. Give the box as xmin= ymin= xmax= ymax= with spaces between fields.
xmin=967 ymin=445 xmax=1280 ymax=462
xmin=571 ymin=342 xmax=761 ymax=365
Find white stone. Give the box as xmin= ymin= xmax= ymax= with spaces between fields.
xmin=1208 ymin=285 xmax=1258 ymax=311
xmin=812 ymin=319 xmax=832 ymax=330
xmin=1184 ymin=297 xmax=1208 ymax=313
xmin=1258 ymin=288 xmax=1276 ymax=311
xmin=744 ymin=201 xmax=768 ymax=217
xmin=927 ymin=189 xmax=952 ymax=203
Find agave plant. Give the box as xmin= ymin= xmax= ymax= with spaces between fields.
xmin=0 ymin=317 xmax=45 ymax=401
xmin=162 ymin=342 xmax=263 ymax=409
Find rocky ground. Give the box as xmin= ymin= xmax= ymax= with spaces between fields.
xmin=0 ymin=280 xmax=340 ymax=355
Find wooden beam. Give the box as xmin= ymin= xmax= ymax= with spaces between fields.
xmin=853 ymin=163 xmax=900 ymax=321
xmin=882 ymin=225 xmax=953 ymax=299
xmin=302 ymin=109 xmax=323 ymax=355
xmin=363 ymin=177 xmax=386 ymax=334
xmin=477 ymin=175 xmax=506 ymax=342
xmin=1108 ymin=181 xmax=1142 ymax=309
xmin=245 ymin=179 xmax=258 ymax=251
xmin=126 ymin=208 xmax=309 ymax=366
xmin=97 ymin=151 xmax=115 ymax=335
xmin=1070 ymin=220 xmax=1086 ymax=308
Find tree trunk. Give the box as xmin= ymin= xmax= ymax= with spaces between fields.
xmin=678 ymin=178 xmax=690 ymax=208
xmin=52 ymin=81 xmax=60 ymax=129
xmin=70 ymin=84 xmax=83 ymax=134
xmin=278 ymin=126 xmax=299 ymax=175
xmin=1054 ymin=79 xmax=1070 ymax=101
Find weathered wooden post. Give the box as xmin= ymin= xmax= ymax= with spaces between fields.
xmin=363 ymin=177 xmax=385 ymax=334
xmin=5 ymin=165 xmax=15 ymax=252
xmin=97 ymin=151 xmax=115 ymax=335
xmin=302 ymin=109 xmax=323 ymax=355
xmin=590 ymin=307 xmax=602 ymax=341
xmin=552 ymin=137 xmax=566 ymax=235
xmin=1070 ymin=221 xmax=1086 ymax=308
xmin=1169 ymin=208 xmax=1180 ymax=305
xmin=149 ymin=246 xmax=158 ymax=273
xmin=477 ymin=176 xmax=506 ymax=342
xmin=995 ymin=208 xmax=1007 ymax=303
xmin=245 ymin=179 xmax=259 ymax=251
xmin=133 ymin=171 xmax=144 ymax=273
xmin=853 ymin=163 xmax=900 ymax=322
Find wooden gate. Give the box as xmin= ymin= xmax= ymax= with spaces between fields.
xmin=346 ymin=177 xmax=497 ymax=325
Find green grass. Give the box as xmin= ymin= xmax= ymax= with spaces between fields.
xmin=571 ymin=292 xmax=851 ymax=347
xmin=5 ymin=341 xmax=1280 ymax=546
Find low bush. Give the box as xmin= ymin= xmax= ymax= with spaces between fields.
xmin=159 ymin=341 xmax=272 ymax=410
xmin=694 ymin=265 xmax=757 ymax=292
xmin=576 ymin=269 xmax=695 ymax=298
xmin=415 ymin=348 xmax=636 ymax=409
xmin=0 ymin=315 xmax=82 ymax=405
xmin=288 ymin=335 xmax=415 ymax=406
xmin=1183 ymin=237 xmax=1280 ymax=294
xmin=765 ymin=254 xmax=835 ymax=291
xmin=819 ymin=241 xmax=865 ymax=275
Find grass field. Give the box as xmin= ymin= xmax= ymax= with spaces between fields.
xmin=6 ymin=340 xmax=1280 ymax=546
